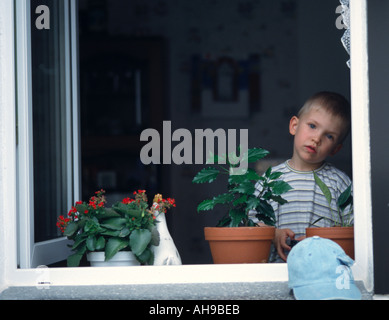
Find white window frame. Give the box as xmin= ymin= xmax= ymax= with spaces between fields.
xmin=0 ymin=0 xmax=373 ymax=292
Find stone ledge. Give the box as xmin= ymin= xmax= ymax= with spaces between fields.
xmin=0 ymin=281 xmax=372 ymax=300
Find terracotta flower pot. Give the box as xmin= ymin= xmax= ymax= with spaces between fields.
xmin=305 ymin=227 xmax=354 ymax=259
xmin=204 ymin=226 xmax=275 ymax=264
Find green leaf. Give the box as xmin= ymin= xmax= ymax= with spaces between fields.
xmin=75 ymin=203 xmax=88 ymax=214
xmin=100 ymin=229 xmax=120 ymax=237
xmin=231 ymin=181 xmax=255 ymax=195
xmin=126 ymin=209 xmax=143 ymax=218
xmin=67 ymin=244 xmax=86 ymax=267
xmin=100 ymin=217 xmax=126 ymax=230
xmin=247 ymin=219 xmax=256 ymax=226
xmin=246 ymin=196 xmax=261 ymax=211
xmin=233 ymin=194 xmax=247 ymax=206
xmin=95 ymin=236 xmax=106 ymax=250
xmin=71 ymin=235 xmax=87 ymax=250
xmin=192 ymin=167 xmax=220 ymax=184
xmin=112 ymin=202 xmax=140 ymax=218
xmin=228 ymin=168 xmax=260 ymax=184
xmin=256 ymin=200 xmax=275 ymax=223
xmin=105 ymin=237 xmax=129 ymax=261
xmin=118 ymin=227 xmax=130 ymax=237
xmin=229 ymin=209 xmax=246 ymax=227
xmin=246 ymin=148 xmax=270 ymax=163
xmin=269 ymin=171 xmax=283 ymax=180
xmin=86 ymin=236 xmax=96 ymax=251
xmin=255 ymin=213 xmax=275 ymax=226
xmin=338 ymin=185 xmax=353 ymax=212
xmin=313 ymin=172 xmax=332 ymax=206
xmin=64 ymin=221 xmax=78 ymax=237
xmin=67 ymin=252 xmax=84 ymax=267
xmin=271 ymin=180 xmax=293 ymax=195
xmin=197 ymin=199 xmax=215 ymax=212
xmin=136 ymin=248 xmax=153 ymax=265
xmin=216 ymin=214 xmax=232 ymax=227
xmin=270 ymin=194 xmax=288 ymax=205
xmin=213 ymin=193 xmax=235 ymax=205
xmin=112 ymin=202 xmax=127 ymax=214
xmin=100 ymin=208 xmax=121 ymax=218
xmin=84 ymin=218 xmax=99 ymax=233
xmin=264 ymin=166 xmax=272 ymax=178
xmin=130 ymin=229 xmax=152 ymax=256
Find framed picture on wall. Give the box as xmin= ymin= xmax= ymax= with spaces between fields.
xmin=191 ymin=54 xmax=260 ymax=118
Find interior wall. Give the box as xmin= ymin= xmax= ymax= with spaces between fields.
xmin=79 ymin=0 xmax=351 ymax=264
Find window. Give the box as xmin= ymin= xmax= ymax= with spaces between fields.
xmin=16 ymin=0 xmax=80 ymax=268
xmin=0 ymin=0 xmax=373 ymax=291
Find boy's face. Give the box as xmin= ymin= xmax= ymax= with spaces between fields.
xmin=289 ymin=106 xmax=344 ymax=171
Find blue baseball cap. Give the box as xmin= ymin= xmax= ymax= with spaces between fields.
xmin=287 ymin=236 xmax=361 ymax=300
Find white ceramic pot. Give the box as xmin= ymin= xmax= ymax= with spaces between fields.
xmin=87 ymin=251 xmax=140 ymax=267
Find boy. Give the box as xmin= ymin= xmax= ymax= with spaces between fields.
xmin=258 ymin=91 xmax=352 ymax=262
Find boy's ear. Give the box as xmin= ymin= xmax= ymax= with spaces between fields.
xmin=289 ymin=116 xmax=299 ymax=135
xmin=330 ymin=143 xmax=343 ymax=156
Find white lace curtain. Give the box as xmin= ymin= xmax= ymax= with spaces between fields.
xmin=339 ymin=0 xmax=350 ymax=68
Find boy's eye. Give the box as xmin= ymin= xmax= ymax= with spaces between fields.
xmin=308 ymin=123 xmax=316 ymax=129
xmin=326 ymin=134 xmax=334 ymax=140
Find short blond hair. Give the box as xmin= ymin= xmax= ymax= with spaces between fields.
xmin=298 ymin=91 xmax=351 ymax=142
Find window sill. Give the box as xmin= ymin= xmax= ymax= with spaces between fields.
xmin=2 ymin=262 xmax=373 ymax=300
xmin=0 ymin=281 xmax=372 ymax=300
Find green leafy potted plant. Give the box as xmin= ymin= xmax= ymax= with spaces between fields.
xmin=305 ymin=172 xmax=354 ymax=258
xmin=192 ymin=147 xmax=292 ymax=263
xmin=57 ymin=189 xmax=175 ymax=267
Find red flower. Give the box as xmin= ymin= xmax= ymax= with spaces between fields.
xmin=68 ymin=206 xmax=78 ymax=216
xmin=89 ymin=200 xmax=97 ymax=209
xmin=95 ymin=189 xmax=105 ymax=195
xmin=122 ymin=197 xmax=135 ymax=204
xmin=56 ymin=215 xmax=71 ymax=233
xmin=167 ymin=198 xmax=176 ymax=207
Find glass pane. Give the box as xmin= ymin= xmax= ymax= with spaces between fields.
xmin=31 ymin=0 xmax=71 ymax=242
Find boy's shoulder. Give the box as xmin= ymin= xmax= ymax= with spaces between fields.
xmin=319 ymin=162 xmax=351 ymax=180
xmin=271 ymin=161 xmax=351 ymax=184
xmin=270 ymin=161 xmax=289 ymax=173
xmin=318 ymin=162 xmax=352 ymax=189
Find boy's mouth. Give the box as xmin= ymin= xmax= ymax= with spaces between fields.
xmin=305 ymin=145 xmax=317 ymax=153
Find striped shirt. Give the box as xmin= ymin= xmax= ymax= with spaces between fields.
xmin=253 ymin=160 xmax=353 ymax=262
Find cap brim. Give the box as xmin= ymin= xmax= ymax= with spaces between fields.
xmin=293 ymin=281 xmax=362 ymax=300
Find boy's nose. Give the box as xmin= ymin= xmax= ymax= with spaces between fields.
xmin=312 ymin=135 xmax=321 ymax=145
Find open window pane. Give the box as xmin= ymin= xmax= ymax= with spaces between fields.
xmin=16 ymin=0 xmax=79 ymax=268
xmin=31 ymin=0 xmax=72 ymax=242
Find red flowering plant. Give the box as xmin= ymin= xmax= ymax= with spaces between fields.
xmin=57 ymin=189 xmax=176 ymax=267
